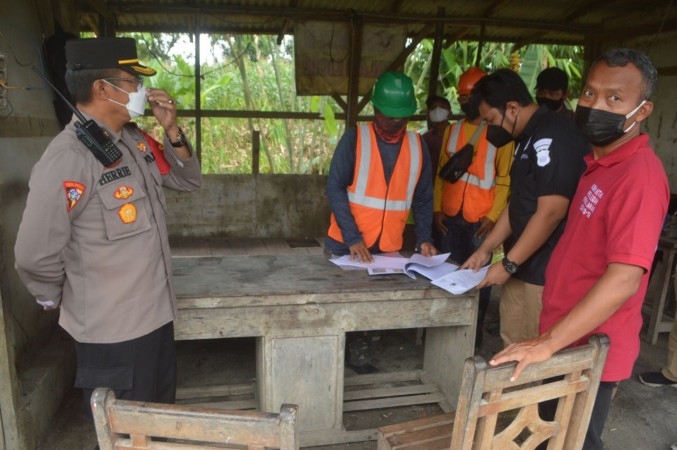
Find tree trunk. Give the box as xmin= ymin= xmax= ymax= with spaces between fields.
xmin=269 ymin=37 xmax=296 ymax=172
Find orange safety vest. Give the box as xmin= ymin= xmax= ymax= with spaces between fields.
xmin=328 ymin=124 xmax=423 ymax=252
xmin=441 ymin=119 xmax=497 ymax=223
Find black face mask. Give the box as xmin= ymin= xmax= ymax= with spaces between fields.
xmin=536 ymin=97 xmax=564 ymax=112
xmin=486 ymin=111 xmax=516 ymax=148
xmin=460 ymin=101 xmax=480 ymax=121
xmin=575 ymin=101 xmax=645 ymax=147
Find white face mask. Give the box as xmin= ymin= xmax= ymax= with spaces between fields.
xmin=104 ymin=80 xmax=147 ymax=119
xmin=429 ymin=107 xmax=449 ymax=123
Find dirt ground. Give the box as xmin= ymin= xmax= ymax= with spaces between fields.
xmin=41 ymin=291 xmax=677 ymax=450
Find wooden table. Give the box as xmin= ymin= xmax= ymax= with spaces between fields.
xmin=172 ymin=255 xmax=477 ymax=446
xmin=645 ymin=236 xmax=677 ymax=344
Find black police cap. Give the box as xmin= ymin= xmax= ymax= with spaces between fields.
xmin=66 ymin=37 xmax=156 ymax=76
xmin=536 ymin=67 xmax=568 ymax=91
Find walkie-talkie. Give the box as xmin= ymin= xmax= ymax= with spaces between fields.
xmin=32 ymin=66 xmax=123 ymax=167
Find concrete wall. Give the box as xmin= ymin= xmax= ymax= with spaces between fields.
xmin=603 ymin=32 xmax=677 ymax=192
xmin=0 ymin=0 xmax=63 ymax=364
xmin=0 ymin=1 xmax=72 ymax=447
xmin=165 ymin=174 xmax=329 ymax=239
xmin=629 ymin=33 xmax=677 ymax=193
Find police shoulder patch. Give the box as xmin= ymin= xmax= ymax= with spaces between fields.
xmin=64 ymin=181 xmax=85 ymax=211
xmin=534 ymin=138 xmax=553 ymax=167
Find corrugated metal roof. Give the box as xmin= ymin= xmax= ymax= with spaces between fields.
xmin=81 ymin=0 xmax=677 ymax=45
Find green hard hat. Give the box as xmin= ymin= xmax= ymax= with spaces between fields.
xmin=371 ymin=71 xmax=417 ymax=118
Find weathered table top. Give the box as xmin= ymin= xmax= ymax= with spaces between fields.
xmin=173 ymin=254 xmax=448 ymax=301
xmin=172 ymin=255 xmax=473 ymax=340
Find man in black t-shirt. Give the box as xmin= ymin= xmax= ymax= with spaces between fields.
xmin=535 ymin=67 xmax=575 ymax=120
xmin=462 ymin=69 xmax=588 ymax=347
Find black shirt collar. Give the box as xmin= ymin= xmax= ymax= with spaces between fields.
xmin=518 ymin=105 xmax=550 ymax=141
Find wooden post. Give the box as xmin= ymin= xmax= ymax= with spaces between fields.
xmin=475 ymin=24 xmax=486 ymax=66
xmin=0 ymin=290 xmax=7 ymax=450
xmin=0 ymin=190 xmax=20 ymax=449
xmin=427 ymin=8 xmax=445 ymax=98
xmin=97 ymin=15 xmax=116 ymax=37
xmin=346 ymin=14 xmax=364 ymax=128
xmin=252 ymin=129 xmax=260 ymax=175
xmin=194 ymin=31 xmax=203 ymax=162
xmin=331 ymin=94 xmax=348 ymax=114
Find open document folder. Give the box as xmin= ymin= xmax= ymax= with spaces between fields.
xmin=329 ymin=252 xmax=489 ymax=295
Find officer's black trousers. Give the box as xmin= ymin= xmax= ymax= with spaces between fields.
xmin=74 ymin=321 xmax=177 ymax=420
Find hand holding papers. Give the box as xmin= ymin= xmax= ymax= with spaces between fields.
xmin=431 ymin=265 xmax=490 ymax=295
xmin=329 ymin=252 xmax=489 ymax=295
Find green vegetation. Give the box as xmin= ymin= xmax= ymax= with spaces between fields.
xmin=406 ymin=41 xmax=584 ymax=115
xmin=121 ymin=32 xmax=583 ymax=175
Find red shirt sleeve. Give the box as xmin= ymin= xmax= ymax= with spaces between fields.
xmin=605 ymin=159 xmax=668 ymax=271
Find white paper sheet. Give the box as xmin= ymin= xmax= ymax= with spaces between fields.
xmin=405 ymin=261 xmax=459 ymax=280
xmin=330 ymin=253 xmax=451 ymax=275
xmin=431 ymin=265 xmax=490 ymax=295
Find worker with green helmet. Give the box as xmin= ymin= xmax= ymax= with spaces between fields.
xmin=326 ymin=71 xmax=437 ymax=374
xmin=326 ymin=71 xmax=437 ymax=263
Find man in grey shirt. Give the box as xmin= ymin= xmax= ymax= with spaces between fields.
xmin=15 ymin=37 xmax=201 ymax=419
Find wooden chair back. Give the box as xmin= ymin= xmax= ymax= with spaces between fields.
xmin=378 ymin=334 xmax=610 ymax=450
xmin=452 ymin=334 xmax=609 ymax=449
xmin=91 ymin=388 xmax=299 ymax=450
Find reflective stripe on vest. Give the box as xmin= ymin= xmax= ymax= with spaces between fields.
xmin=445 ymin=119 xmax=496 ymax=190
xmin=348 ymin=124 xmax=421 ymax=211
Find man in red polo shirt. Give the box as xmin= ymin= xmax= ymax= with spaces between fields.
xmin=488 ymin=48 xmax=669 ymax=450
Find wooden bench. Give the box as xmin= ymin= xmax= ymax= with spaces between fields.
xmin=377 ymin=334 xmax=609 ymax=450
xmin=91 ymin=388 xmax=299 ymax=450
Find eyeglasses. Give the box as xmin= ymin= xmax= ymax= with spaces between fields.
xmin=103 ymin=77 xmax=144 ymax=88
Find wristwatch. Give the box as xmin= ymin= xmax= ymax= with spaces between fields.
xmin=502 ymin=257 xmax=519 ymax=275
xmin=168 ymin=128 xmax=188 ymax=147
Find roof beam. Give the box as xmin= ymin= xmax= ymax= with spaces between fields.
xmin=103 ymin=2 xmax=588 ymax=35
xmin=102 ymin=20 xmax=583 ymax=46
xmin=600 ymin=16 xmax=677 ymax=40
